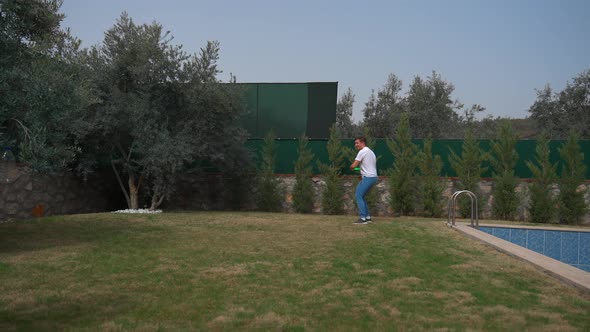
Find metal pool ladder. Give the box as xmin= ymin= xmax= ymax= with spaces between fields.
xmin=447 ymin=190 xmax=479 ymax=228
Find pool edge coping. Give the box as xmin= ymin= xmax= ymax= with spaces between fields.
xmin=451 ymin=222 xmax=590 ymax=294
xmin=477 ymin=223 xmax=590 ymax=233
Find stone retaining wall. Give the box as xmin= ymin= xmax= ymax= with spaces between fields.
xmin=165 ymin=174 xmax=590 ymax=223
xmin=0 ymin=164 xmax=123 ymax=222
xmin=2 ymin=166 xmax=589 ymax=224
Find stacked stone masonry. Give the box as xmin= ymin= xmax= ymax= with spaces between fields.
xmin=0 ymin=164 xmax=122 ymax=222
xmin=2 ymin=166 xmax=589 ymax=224
xmin=167 ymin=174 xmax=590 ymax=224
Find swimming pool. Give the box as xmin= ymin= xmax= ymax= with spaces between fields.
xmin=479 ymin=225 xmax=590 ymax=272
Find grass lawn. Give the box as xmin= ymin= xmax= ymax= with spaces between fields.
xmin=0 ymin=212 xmax=588 ymax=331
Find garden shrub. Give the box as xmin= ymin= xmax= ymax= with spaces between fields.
xmin=320 ymin=125 xmax=346 ymax=215
xmin=490 ymin=120 xmax=520 ymax=220
xmin=449 ymin=127 xmax=487 ymax=218
xmin=387 ymin=113 xmax=418 ymax=216
xmin=557 ymin=131 xmax=587 ymax=224
xmin=293 ymin=134 xmax=315 ymax=213
xmin=256 ymin=130 xmax=282 ymax=212
xmin=418 ymin=136 xmax=444 ymax=217
xmin=525 ymin=134 xmax=558 ymax=223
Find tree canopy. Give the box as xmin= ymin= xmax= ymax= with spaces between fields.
xmin=77 ymin=13 xmax=248 ymax=209
xmin=335 ymin=87 xmax=355 ymax=138
xmin=0 ymin=0 xmax=90 ymax=172
xmin=529 ymin=70 xmax=590 ymax=139
xmin=1 ymin=5 xmax=250 ymax=209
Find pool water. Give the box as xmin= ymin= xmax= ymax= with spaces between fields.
xmin=479 ymin=226 xmax=590 ymax=272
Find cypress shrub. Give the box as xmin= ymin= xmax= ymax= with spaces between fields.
xmin=386 ymin=113 xmax=418 ymax=216
xmin=255 ymin=130 xmax=282 ymax=211
xmin=320 ymin=125 xmax=346 ymax=215
xmin=449 ymin=127 xmax=487 ymax=218
xmin=292 ymin=134 xmax=315 ymax=213
xmin=557 ymin=131 xmax=587 ymax=224
xmin=525 ymin=134 xmax=558 ymax=223
xmin=489 ymin=120 xmax=520 ymax=220
xmin=418 ymin=136 xmax=444 ymax=217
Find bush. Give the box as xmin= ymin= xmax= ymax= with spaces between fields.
xmin=525 ymin=134 xmax=558 ymax=223
xmin=449 ymin=127 xmax=487 ymax=217
xmin=492 ymin=172 xmax=520 ymax=220
xmin=292 ymin=135 xmax=315 ymax=213
xmin=320 ymin=125 xmax=346 ymax=215
xmin=386 ymin=113 xmax=418 ymax=216
xmin=418 ymin=137 xmax=444 ymax=217
xmin=557 ymin=131 xmax=587 ymax=224
xmin=255 ymin=130 xmax=282 ymax=212
xmin=489 ymin=120 xmax=520 ymax=220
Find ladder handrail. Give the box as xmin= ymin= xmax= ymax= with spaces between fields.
xmin=447 ymin=190 xmax=479 ymax=228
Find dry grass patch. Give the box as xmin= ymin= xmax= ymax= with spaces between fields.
xmin=252 ymin=311 xmax=290 ymax=327
xmin=380 ymin=304 xmax=401 ymax=317
xmin=358 ymin=268 xmax=384 ymax=276
xmin=0 ymin=212 xmax=589 ymax=331
xmin=303 ymin=280 xmax=345 ymax=298
xmin=201 ymin=264 xmax=249 ymax=277
xmin=450 ymin=260 xmax=489 ymax=271
xmin=386 ymin=276 xmax=422 ymax=291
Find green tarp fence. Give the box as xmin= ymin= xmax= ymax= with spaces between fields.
xmin=238 ymin=82 xmax=337 ymax=138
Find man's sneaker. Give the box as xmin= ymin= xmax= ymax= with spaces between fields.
xmin=366 ymin=217 xmax=372 ymax=223
xmin=353 ymin=218 xmax=368 ymax=225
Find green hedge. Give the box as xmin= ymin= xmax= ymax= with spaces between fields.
xmin=246 ymin=139 xmax=590 ymax=179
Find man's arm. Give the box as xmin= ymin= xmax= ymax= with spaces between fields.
xmin=350 ymin=160 xmax=360 ymax=170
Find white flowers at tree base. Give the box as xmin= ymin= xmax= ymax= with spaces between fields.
xmin=111 ymin=209 xmax=162 ymax=214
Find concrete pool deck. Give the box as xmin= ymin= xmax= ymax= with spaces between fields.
xmin=451 ymin=222 xmax=590 ymax=294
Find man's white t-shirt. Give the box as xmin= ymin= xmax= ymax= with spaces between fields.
xmin=355 ymin=146 xmax=377 ymax=177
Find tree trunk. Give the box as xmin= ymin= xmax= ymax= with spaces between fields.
xmin=150 ymin=191 xmax=165 ymax=210
xmin=111 ymin=159 xmax=131 ymax=208
xmin=128 ymin=175 xmax=139 ymax=209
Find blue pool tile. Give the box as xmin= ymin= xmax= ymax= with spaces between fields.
xmin=495 ymin=228 xmax=510 ymax=242
xmin=544 ymin=231 xmax=561 ymax=260
xmin=580 ymin=233 xmax=590 ymax=265
xmin=480 ymin=227 xmax=590 ymax=271
xmin=527 ymin=230 xmax=545 ymax=254
xmin=479 ymin=227 xmax=494 ymax=235
xmin=510 ymin=229 xmax=527 ymax=247
xmin=561 ymin=232 xmax=579 ymax=265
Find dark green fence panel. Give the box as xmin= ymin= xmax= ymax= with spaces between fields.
xmin=547 ymin=140 xmax=590 ymax=178
xmin=306 ymin=83 xmax=337 ymax=138
xmin=516 ymin=140 xmax=537 ymax=178
xmin=258 ymin=84 xmax=308 ymax=138
xmin=430 ymin=140 xmax=461 ymax=177
xmin=246 ymin=139 xmax=590 ymax=179
xmin=237 ymin=82 xmax=337 ymax=139
xmin=240 ymin=84 xmax=259 ymax=136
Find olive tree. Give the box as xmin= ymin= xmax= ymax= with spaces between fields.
xmin=79 ymin=13 xmax=247 ymax=210
xmin=529 ymin=70 xmax=590 ymax=139
xmin=0 ymin=0 xmax=92 ymax=172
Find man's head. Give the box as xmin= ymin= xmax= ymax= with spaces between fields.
xmin=354 ymin=136 xmax=367 ymax=150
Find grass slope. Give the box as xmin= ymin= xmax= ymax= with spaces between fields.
xmin=0 ymin=212 xmax=588 ymax=331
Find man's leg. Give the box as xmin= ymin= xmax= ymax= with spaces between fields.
xmin=355 ymin=177 xmax=373 ymax=219
xmin=363 ymin=177 xmax=378 ymax=222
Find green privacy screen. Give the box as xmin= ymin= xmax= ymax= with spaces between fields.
xmin=246 ymin=139 xmax=590 ymax=179
xmin=239 ymin=82 xmax=337 ymax=138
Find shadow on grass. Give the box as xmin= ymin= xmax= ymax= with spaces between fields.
xmin=0 ymin=214 xmax=168 ymax=254
xmin=0 ymin=289 xmax=139 ymax=331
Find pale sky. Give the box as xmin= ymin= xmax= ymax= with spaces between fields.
xmin=60 ymin=0 xmax=590 ymax=122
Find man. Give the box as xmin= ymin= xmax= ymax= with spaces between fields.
xmin=350 ymin=136 xmax=378 ymax=224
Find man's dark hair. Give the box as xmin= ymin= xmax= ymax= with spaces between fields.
xmin=354 ymin=136 xmax=367 ymax=144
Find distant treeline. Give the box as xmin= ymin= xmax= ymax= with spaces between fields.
xmin=335 ymin=70 xmax=590 ymax=140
